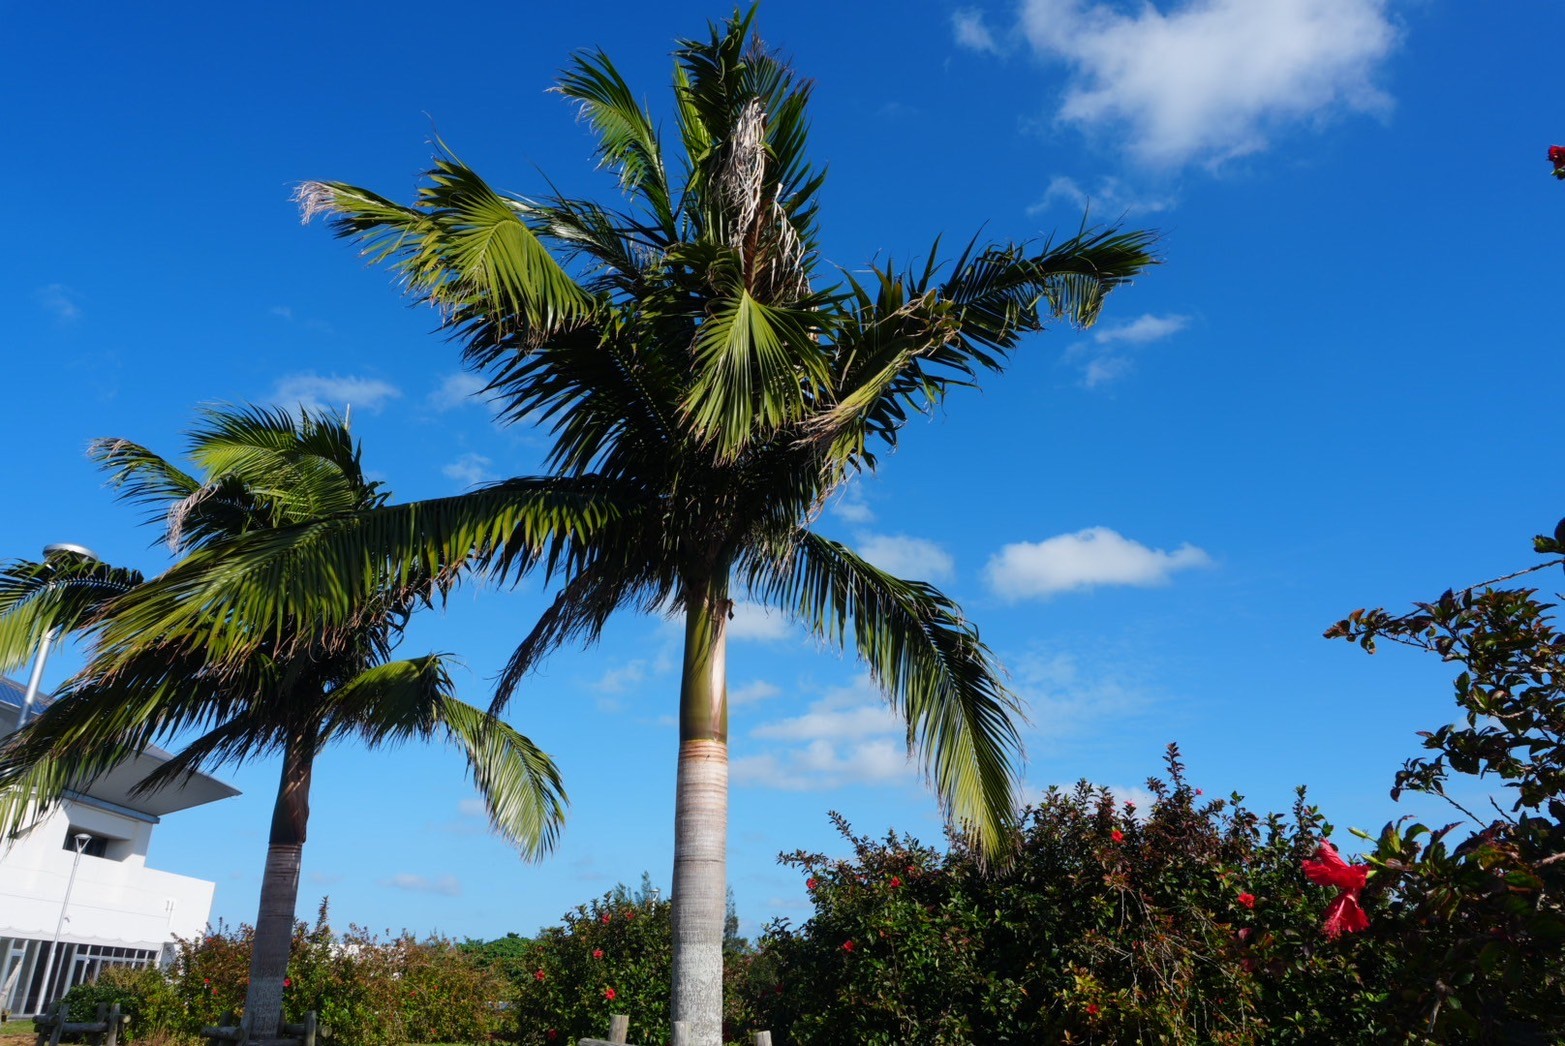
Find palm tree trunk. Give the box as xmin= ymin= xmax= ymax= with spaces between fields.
xmin=671 ymin=575 xmax=731 ymax=1046
xmin=243 ymin=736 xmax=313 ymax=1042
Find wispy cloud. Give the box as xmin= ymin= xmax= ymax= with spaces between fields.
xmin=383 ymin=873 xmax=462 ymax=897
xmin=36 ymin=284 xmax=81 ymax=322
xmin=272 ymin=372 xmax=401 ymax=414
xmin=1013 ymin=647 xmax=1158 ymax=743
xmin=428 ymin=372 xmax=488 ymax=411
xmin=269 ymin=305 xmax=294 ymax=320
xmin=1019 ymin=0 xmax=1398 ymax=167
xmin=1094 ymin=314 xmax=1190 ymax=346
xmin=442 ymin=453 xmax=495 ymax=488
xmin=952 ymin=8 xmax=1003 ymax=54
xmin=733 ymin=677 xmax=916 ymax=791
xmin=1028 ymin=175 xmax=1176 ymax=218
xmin=730 ymin=679 xmax=782 ymax=707
xmin=727 ymin=602 xmax=793 ymax=643
xmin=592 ymin=659 xmax=649 ymax=694
xmin=854 ymin=533 xmax=955 ymax=582
xmin=1063 ymin=312 xmax=1189 ymax=387
xmin=832 ymin=485 xmax=875 ymax=524
xmin=457 ymin=797 xmax=486 ymax=817
xmin=986 ymin=526 xmax=1210 ymax=599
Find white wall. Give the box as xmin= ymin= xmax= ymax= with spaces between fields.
xmin=0 ymin=799 xmax=215 ymax=951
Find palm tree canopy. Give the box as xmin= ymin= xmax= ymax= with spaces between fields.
xmin=0 ymin=407 xmax=566 ymax=859
xmin=91 ymin=11 xmax=1156 ymax=854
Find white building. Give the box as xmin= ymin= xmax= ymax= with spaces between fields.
xmin=0 ymin=677 xmax=239 ymax=1014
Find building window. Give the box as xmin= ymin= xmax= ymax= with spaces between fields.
xmin=61 ymin=830 xmax=108 ymax=859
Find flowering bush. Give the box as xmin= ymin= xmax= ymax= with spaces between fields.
xmin=503 ymin=883 xmax=761 ymax=1045
xmin=94 ymin=902 xmax=510 ymax=1046
xmin=743 ymin=748 xmax=1394 ymax=1045
xmin=1327 ymin=525 xmax=1565 ymax=1041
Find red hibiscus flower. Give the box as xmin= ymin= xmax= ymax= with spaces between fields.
xmin=1111 ymin=829 xmax=1125 ymax=843
xmin=534 ymin=969 xmax=547 ymax=982
xmin=604 ymin=987 xmax=617 ymax=1001
xmin=1087 ymin=1003 xmax=1101 ymax=1017
xmin=1550 ymin=145 xmax=1565 ymax=164
xmin=1302 ymin=840 xmax=1370 ymax=938
xmin=806 ymin=877 xmax=818 ymax=890
xmin=842 ymin=940 xmax=855 ymax=952
xmin=601 ymin=913 xmax=612 ymax=924
xmin=284 ymin=977 xmax=293 ymax=989
xmin=889 ymin=876 xmax=902 ymax=888
xmin=546 ymin=1032 xmax=558 ymax=1042
xmin=1238 ymin=892 xmax=1256 ymax=909
xmin=593 ymin=948 xmax=604 ymax=959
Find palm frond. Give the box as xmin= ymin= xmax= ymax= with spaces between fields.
xmin=297 ymin=156 xmax=595 ymax=340
xmin=436 ymin=696 xmax=568 ymax=860
xmin=743 ymin=530 xmax=1023 ymax=857
xmin=0 ymin=555 xmax=142 ymax=673
xmin=554 ymin=50 xmax=672 ymax=229
xmin=89 ymin=477 xmax=642 ymax=669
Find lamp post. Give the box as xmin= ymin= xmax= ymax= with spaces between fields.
xmin=19 ymin=544 xmax=99 ymax=726
xmin=34 ymin=832 xmax=91 ymax=1015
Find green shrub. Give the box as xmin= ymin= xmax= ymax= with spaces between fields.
xmin=60 ymin=965 xmax=179 ymax=1043
xmin=744 ymin=746 xmax=1394 ymax=1045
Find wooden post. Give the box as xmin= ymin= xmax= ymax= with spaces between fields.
xmin=751 ymin=1033 xmax=773 ymax=1046
xmin=301 ymin=1010 xmax=317 ymax=1046
xmin=104 ymin=1003 xmax=123 ymax=1046
xmin=608 ymin=1013 xmax=630 ymax=1044
xmin=48 ymin=1001 xmax=66 ymax=1046
xmin=672 ymin=1020 xmax=691 ymax=1046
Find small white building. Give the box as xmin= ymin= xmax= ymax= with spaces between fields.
xmin=0 ymin=677 xmax=239 ymax=1014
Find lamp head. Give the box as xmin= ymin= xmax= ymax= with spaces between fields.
xmin=45 ymin=543 xmax=99 ymax=561
xmin=73 ymin=832 xmax=91 ymax=851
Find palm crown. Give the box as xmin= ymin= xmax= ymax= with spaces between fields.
xmin=74 ymin=13 xmax=1154 ymax=1041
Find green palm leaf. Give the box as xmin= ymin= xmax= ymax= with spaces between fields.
xmin=743 ymin=530 xmax=1024 ymax=857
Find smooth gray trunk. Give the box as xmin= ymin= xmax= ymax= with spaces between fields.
xmin=670 ymin=580 xmax=730 ymax=1046
xmin=243 ymin=739 xmax=312 ymax=1042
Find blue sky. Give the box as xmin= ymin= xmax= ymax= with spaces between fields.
xmin=4 ymin=1 xmax=1562 ymax=942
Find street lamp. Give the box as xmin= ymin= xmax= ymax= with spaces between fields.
xmin=19 ymin=544 xmax=99 ymax=726
xmin=34 ymin=832 xmax=91 ymax=1015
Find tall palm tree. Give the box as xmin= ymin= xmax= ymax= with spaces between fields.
xmin=87 ymin=12 xmax=1155 ymax=1042
xmin=0 ymin=408 xmax=567 ymax=1040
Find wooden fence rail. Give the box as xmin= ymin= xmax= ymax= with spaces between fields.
xmin=578 ymin=1015 xmax=771 ymax=1046
xmin=32 ymin=1002 xmax=127 ymax=1046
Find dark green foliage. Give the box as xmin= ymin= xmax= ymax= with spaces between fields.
xmin=1326 ymin=529 xmax=1565 ymax=1042
xmin=743 ymin=749 xmax=1393 ymax=1045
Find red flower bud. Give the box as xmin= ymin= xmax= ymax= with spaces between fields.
xmin=604 ymin=987 xmax=617 ymax=1001
xmin=534 ymin=969 xmax=546 ymax=982
xmin=1238 ymin=892 xmax=1256 ymax=909
xmin=842 ymin=940 xmax=855 ymax=952
xmin=1110 ymin=829 xmax=1124 ymax=843
xmin=593 ymin=949 xmax=604 ymax=960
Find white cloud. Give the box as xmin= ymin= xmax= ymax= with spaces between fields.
xmin=832 ymin=485 xmax=875 ymax=524
xmin=729 ymin=680 xmax=782 ymax=707
xmin=36 ymin=284 xmax=81 ymax=322
xmin=734 ymin=677 xmax=917 ymax=791
xmin=442 ymin=453 xmax=495 ymax=488
xmin=383 ymin=873 xmax=462 ymax=897
xmin=592 ymin=659 xmax=648 ymax=694
xmin=732 ymin=738 xmax=914 ymax=791
xmin=986 ymin=526 xmax=1211 ymax=599
xmin=1063 ymin=312 xmax=1190 ymax=387
xmin=428 ymin=372 xmax=488 ymax=411
xmin=1020 ymin=0 xmax=1397 ymax=166
xmin=269 ymin=305 xmax=294 ymax=320
xmin=1028 ymin=175 xmax=1176 ymax=218
xmin=457 ymin=797 xmax=486 ymax=817
xmin=727 ymin=602 xmax=793 ymax=643
xmin=952 ymin=8 xmax=1002 ymax=54
xmin=854 ymin=533 xmax=955 ymax=581
xmin=1012 ymin=648 xmax=1155 ymax=744
xmin=272 ymin=372 xmax=401 ymax=414
xmin=1093 ymin=313 xmax=1189 ymax=346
